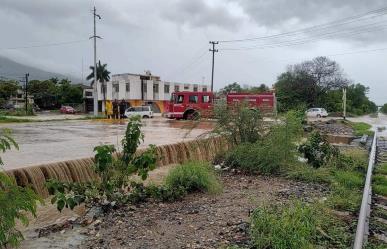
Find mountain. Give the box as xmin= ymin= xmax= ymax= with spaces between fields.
xmin=0 ymin=55 xmax=82 ymax=83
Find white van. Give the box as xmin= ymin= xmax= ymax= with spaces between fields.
xmin=124 ymin=106 xmax=153 ymax=118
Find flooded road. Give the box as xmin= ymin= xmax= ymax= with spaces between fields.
xmin=1 ymin=118 xmax=214 ymax=170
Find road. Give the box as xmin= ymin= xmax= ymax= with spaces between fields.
xmin=0 ymin=118 xmax=213 ymax=170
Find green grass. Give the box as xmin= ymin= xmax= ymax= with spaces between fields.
xmin=375 ymin=163 xmax=387 ymax=175
xmin=286 ymin=163 xmax=333 ymax=184
xmin=328 ymin=185 xmax=362 ymax=212
xmin=350 ymin=122 xmax=373 ymax=136
xmin=373 ymin=163 xmax=387 ymax=196
xmin=250 ymin=201 xmax=318 ymax=249
xmin=0 ymin=116 xmax=31 ymax=123
xmin=249 ymin=201 xmax=353 ymax=249
xmin=333 ymin=170 xmax=364 ymax=189
xmin=165 ymin=161 xmax=222 ymax=194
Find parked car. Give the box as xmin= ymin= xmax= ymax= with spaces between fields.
xmin=124 ymin=106 xmax=153 ymax=118
xmin=60 ymin=106 xmax=76 ymax=114
xmin=306 ymin=108 xmax=328 ymax=118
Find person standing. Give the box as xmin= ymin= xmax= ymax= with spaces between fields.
xmin=112 ymin=100 xmax=119 ymax=119
xmin=119 ymin=99 xmax=127 ymax=119
xmin=106 ymin=101 xmax=113 ymax=119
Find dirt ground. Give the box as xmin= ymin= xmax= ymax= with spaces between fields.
xmin=80 ymin=173 xmax=327 ymax=249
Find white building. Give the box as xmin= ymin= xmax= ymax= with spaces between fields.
xmin=84 ymin=71 xmax=209 ymax=113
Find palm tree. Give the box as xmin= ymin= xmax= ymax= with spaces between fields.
xmin=86 ymin=60 xmax=111 ymax=114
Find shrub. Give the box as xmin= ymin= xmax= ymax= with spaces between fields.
xmin=165 ymin=161 xmax=222 ymax=194
xmin=0 ymin=129 xmax=41 ymax=247
xmin=48 ymin=115 xmax=157 ymax=211
xmin=213 ymin=100 xmax=264 ymax=145
xmin=223 ymin=111 xmax=303 ymax=175
xmin=298 ymin=131 xmax=339 ymax=168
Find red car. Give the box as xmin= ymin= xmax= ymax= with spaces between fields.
xmin=60 ymin=106 xmax=76 ymax=114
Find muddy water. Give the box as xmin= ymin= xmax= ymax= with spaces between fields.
xmin=1 ymin=118 xmax=215 ymax=170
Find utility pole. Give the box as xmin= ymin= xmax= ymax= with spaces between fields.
xmin=91 ymin=6 xmax=101 ymax=116
xmin=25 ymin=73 xmax=29 ymax=114
xmin=343 ymin=88 xmax=347 ymax=120
xmin=209 ymin=41 xmax=218 ymax=92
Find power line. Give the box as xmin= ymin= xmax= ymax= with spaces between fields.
xmin=0 ymin=39 xmax=88 ymax=50
xmin=218 ymin=6 xmax=387 ymax=43
xmin=220 ymin=23 xmax=387 ymax=51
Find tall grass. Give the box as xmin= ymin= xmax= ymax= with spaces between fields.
xmin=350 ymin=122 xmax=373 ymax=136
xmin=165 ymin=161 xmax=222 ymax=194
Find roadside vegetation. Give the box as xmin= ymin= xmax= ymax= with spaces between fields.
xmin=349 ymin=121 xmax=373 ymax=136
xmin=210 ymin=100 xmax=385 ymax=248
xmin=380 ymin=103 xmax=387 ymax=115
xmin=0 ymin=129 xmax=41 ymax=248
xmin=47 ymin=116 xmax=222 ymax=212
xmin=273 ymin=56 xmax=377 ymax=116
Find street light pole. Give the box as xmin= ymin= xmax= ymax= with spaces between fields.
xmin=209 ymin=41 xmax=218 ymax=93
xmin=25 ymin=73 xmax=29 ymax=114
xmin=343 ymin=88 xmax=347 ymax=120
xmin=91 ymin=6 xmax=101 ymax=116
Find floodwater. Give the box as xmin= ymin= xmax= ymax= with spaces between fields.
xmin=1 ymin=118 xmax=214 ymax=170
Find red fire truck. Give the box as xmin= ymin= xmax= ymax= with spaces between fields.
xmin=166 ymin=91 xmax=276 ymax=119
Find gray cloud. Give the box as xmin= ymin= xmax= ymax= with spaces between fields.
xmin=229 ymin=0 xmax=387 ymax=44
xmin=0 ymin=0 xmax=386 ymax=104
xmin=162 ymin=0 xmax=244 ymax=31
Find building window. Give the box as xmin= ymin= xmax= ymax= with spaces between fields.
xmin=184 ymin=85 xmax=189 ymax=90
xmin=126 ymin=82 xmax=130 ymax=92
xmin=85 ymin=91 xmax=93 ymax=97
xmin=164 ymin=84 xmax=170 ymax=93
xmin=193 ymin=85 xmax=198 ymax=92
xmin=189 ymin=95 xmax=198 ymax=103
xmin=202 ymin=95 xmax=210 ymax=103
xmin=143 ymin=82 xmax=147 ymax=92
xmin=174 ymin=85 xmax=179 ymax=92
xmin=203 ymin=87 xmax=207 ymax=92
xmin=113 ymin=83 xmax=119 ymax=92
xmin=153 ymin=83 xmax=159 ymax=93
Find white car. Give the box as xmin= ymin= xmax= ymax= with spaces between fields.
xmin=306 ymin=108 xmax=328 ymax=118
xmin=124 ymin=106 xmax=153 ymax=118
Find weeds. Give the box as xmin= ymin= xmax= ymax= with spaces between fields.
xmin=165 ymin=161 xmax=222 ymax=194
xmin=350 ymin=121 xmax=373 ymax=136
xmin=223 ymin=110 xmax=302 ymax=175
xmin=249 ymin=200 xmax=353 ymax=249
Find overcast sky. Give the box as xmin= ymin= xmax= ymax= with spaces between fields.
xmin=0 ymin=0 xmax=386 ymax=104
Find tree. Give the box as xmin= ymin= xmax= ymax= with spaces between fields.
xmin=86 ymin=60 xmax=111 ymax=113
xmin=275 ymin=57 xmax=351 ymax=112
xmin=248 ymin=84 xmax=270 ymax=93
xmin=219 ymin=82 xmax=242 ymax=95
xmin=0 ymin=80 xmax=20 ymax=106
xmin=28 ymin=79 xmax=58 ymax=109
xmin=381 ymin=103 xmax=387 ymax=115
xmin=57 ymin=79 xmax=83 ymax=105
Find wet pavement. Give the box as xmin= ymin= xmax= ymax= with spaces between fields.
xmin=1 ymin=118 xmax=214 ymax=170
